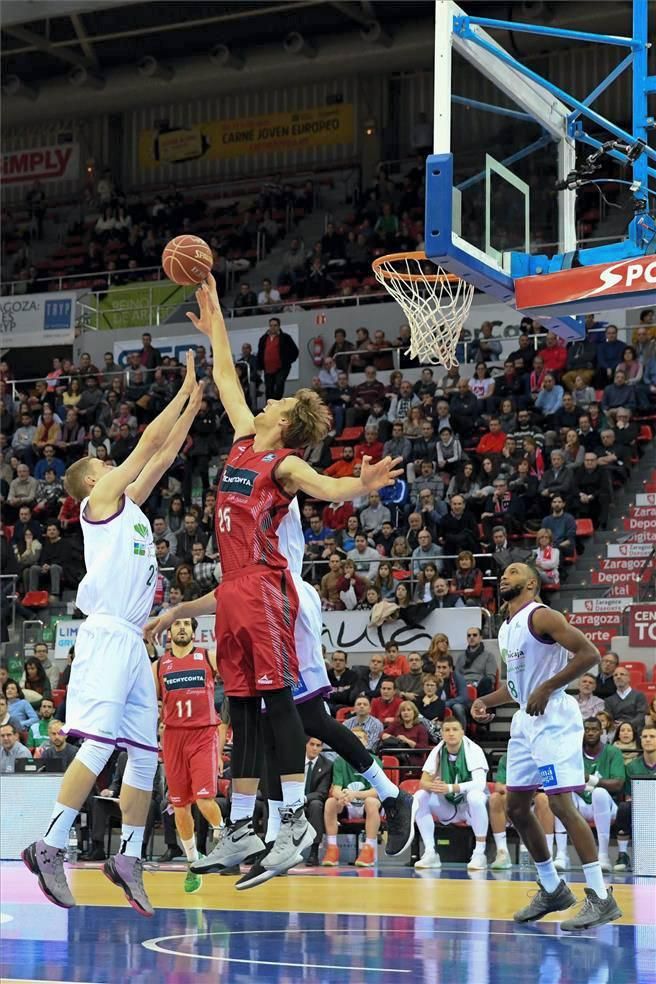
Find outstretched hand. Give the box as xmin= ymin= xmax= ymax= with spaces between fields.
xmin=186 ymin=273 xmax=221 ymax=338
xmin=359 ymin=455 xmax=404 ymax=492
xmin=470 ymin=698 xmax=494 ymax=723
xmin=144 ymin=610 xmax=176 ymax=646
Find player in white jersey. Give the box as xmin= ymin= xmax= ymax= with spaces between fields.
xmin=145 ymin=496 xmax=416 ymax=888
xmin=23 ymin=352 xmax=203 ymax=918
xmin=471 ymin=563 xmax=621 ymax=931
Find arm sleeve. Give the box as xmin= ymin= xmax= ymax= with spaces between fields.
xmin=458 ymin=768 xmax=487 ymax=794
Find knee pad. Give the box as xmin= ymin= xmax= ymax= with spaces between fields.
xmin=76 ymin=738 xmax=115 ymax=777
xmin=123 ymin=744 xmax=158 ymax=792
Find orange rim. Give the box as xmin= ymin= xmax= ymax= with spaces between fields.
xmin=372 ymin=251 xmax=463 ymax=284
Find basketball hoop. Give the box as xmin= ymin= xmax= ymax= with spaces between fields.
xmin=372 ymin=251 xmax=474 ymax=369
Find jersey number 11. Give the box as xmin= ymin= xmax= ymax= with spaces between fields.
xmin=175 ymin=699 xmax=192 ymax=719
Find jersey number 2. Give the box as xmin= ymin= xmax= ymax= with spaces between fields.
xmin=175 ymin=699 xmax=192 ymax=719
xmin=217 ymin=506 xmax=231 ymax=533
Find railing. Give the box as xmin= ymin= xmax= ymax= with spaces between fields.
xmin=0 ymin=573 xmax=19 ymax=631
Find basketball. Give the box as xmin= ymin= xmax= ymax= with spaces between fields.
xmin=162 ymin=235 xmax=213 ymax=285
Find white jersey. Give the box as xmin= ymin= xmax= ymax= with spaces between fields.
xmin=277 ymin=498 xmax=330 ymax=701
xmin=76 ymin=494 xmax=157 ymax=629
xmin=498 ymin=600 xmax=569 ymax=709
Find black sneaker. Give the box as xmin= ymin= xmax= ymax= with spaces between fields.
xmin=235 ymin=843 xmax=296 ymax=891
xmin=561 ymin=887 xmax=622 ymax=932
xmin=305 ymin=847 xmax=320 ymax=867
xmin=513 ymin=880 xmax=577 ymax=923
xmin=613 ymin=852 xmax=631 ymax=872
xmin=383 ymin=790 xmax=417 ymax=856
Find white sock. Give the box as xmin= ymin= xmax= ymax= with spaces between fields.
xmin=361 ymin=761 xmax=398 ymax=802
xmin=281 ymin=780 xmax=305 ymax=811
xmin=546 ymin=833 xmax=555 ymax=855
xmin=211 ymin=825 xmax=221 ymax=842
xmin=230 ymin=792 xmax=256 ymax=823
xmin=365 ymin=838 xmax=377 ymax=849
xmin=473 ymin=841 xmax=486 ymax=854
xmin=555 ymin=830 xmax=568 ymax=856
xmin=493 ymin=832 xmax=507 ymax=851
xmin=181 ymin=835 xmax=198 ymax=863
xmin=535 ymin=858 xmax=560 ymax=894
xmin=44 ymin=802 xmax=79 ymax=851
xmin=617 ymin=837 xmax=629 ymax=854
xmin=120 ymin=824 xmax=144 ymax=858
xmin=266 ymin=800 xmax=284 ymax=842
xmin=327 ymin=834 xmax=337 ymax=845
xmin=582 ymin=861 xmax=608 ymax=900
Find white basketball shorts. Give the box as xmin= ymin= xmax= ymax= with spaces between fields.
xmin=290 ymin=575 xmax=330 ymax=704
xmin=506 ymin=692 xmax=584 ymax=795
xmin=62 ymin=613 xmax=158 ymax=753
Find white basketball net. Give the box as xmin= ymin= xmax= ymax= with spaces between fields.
xmin=373 ymin=255 xmax=474 ymax=369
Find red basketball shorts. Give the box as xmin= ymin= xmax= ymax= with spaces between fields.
xmin=162 ymin=725 xmax=218 ymax=808
xmin=215 ymin=568 xmax=299 ymax=698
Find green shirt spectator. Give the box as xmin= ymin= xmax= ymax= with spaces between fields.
xmin=494 ymin=753 xmax=507 ymax=785
xmin=579 ymin=743 xmax=626 ymax=805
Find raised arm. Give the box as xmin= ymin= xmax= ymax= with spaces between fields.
xmin=125 ymin=380 xmax=204 ymax=506
xmin=276 ymin=453 xmax=403 ymax=501
xmin=144 ymin=589 xmax=217 ymax=645
xmin=186 ymin=275 xmax=255 ymax=439
xmin=87 ymin=351 xmax=198 ymax=519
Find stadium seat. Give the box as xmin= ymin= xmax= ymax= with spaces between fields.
xmin=381 ymin=755 xmax=400 ymax=788
xmin=329 ymin=445 xmax=345 ymax=462
xmin=21 ymin=591 xmax=50 ymax=609
xmin=575 ymin=518 xmax=594 ymax=537
xmin=637 ymin=425 xmax=653 ymax=443
xmin=466 ymin=684 xmax=478 ymax=703
xmin=336 ymin=706 xmax=354 ymax=723
xmin=335 ymin=427 xmax=363 ymax=445
xmin=638 ymin=682 xmax=656 ymax=699
xmin=621 ymin=661 xmax=647 ymax=681
xmin=627 ymin=669 xmax=646 ymax=690
xmin=51 ymin=689 xmax=66 ymax=709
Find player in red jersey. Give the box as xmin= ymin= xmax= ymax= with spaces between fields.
xmin=186 ymin=275 xmax=403 ymax=877
xmin=153 ymin=616 xmax=223 ymax=894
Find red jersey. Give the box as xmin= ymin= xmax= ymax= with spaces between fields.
xmin=215 ymin=436 xmax=297 ymax=575
xmin=158 ymin=648 xmax=218 ymax=729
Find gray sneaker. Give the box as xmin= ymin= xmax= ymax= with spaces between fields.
xmin=103 ymin=854 xmax=154 ymax=917
xmin=262 ymin=806 xmax=315 ymax=872
xmin=22 ymin=839 xmax=75 ymax=909
xmin=190 ymin=820 xmax=265 ymax=874
xmin=513 ymin=879 xmax=577 ymax=923
xmin=560 ymin=887 xmax=622 ymax=932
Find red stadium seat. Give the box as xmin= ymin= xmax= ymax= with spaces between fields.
xmin=638 ymin=682 xmax=656 ymax=699
xmin=399 ymin=779 xmax=421 ymax=795
xmin=336 ymin=706 xmax=354 ymax=723
xmin=381 ymin=755 xmax=400 ymax=787
xmin=335 ymin=427 xmax=363 ymax=445
xmin=51 ymin=689 xmax=66 ymax=709
xmin=329 ymin=445 xmax=345 ymax=462
xmin=627 ymin=669 xmax=646 ymax=690
xmin=575 ymin=519 xmax=594 ymax=537
xmin=637 ymin=425 xmax=653 ymax=443
xmin=21 ymin=591 xmax=49 ymax=608
xmin=621 ymin=661 xmax=647 ymax=681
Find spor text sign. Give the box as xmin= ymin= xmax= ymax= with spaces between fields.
xmin=628 ymin=604 xmax=656 ymax=647
xmin=515 ymin=254 xmax=656 ymax=310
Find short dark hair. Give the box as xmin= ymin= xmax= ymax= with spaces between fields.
xmin=0 ymin=722 xmax=17 ymax=735
xmin=155 ymin=537 xmax=169 ymax=547
xmin=435 ymin=654 xmax=454 ymax=668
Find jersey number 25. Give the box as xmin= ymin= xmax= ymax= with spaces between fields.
xmin=217 ymin=506 xmax=231 ymax=533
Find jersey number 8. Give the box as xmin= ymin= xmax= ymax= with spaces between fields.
xmin=217 ymin=506 xmax=231 ymax=533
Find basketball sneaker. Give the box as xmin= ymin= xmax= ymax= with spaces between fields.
xmin=235 ymin=843 xmax=300 ymax=891
xmin=513 ymin=880 xmax=576 ymax=923
xmin=262 ymin=805 xmax=315 ymax=872
xmin=383 ymin=790 xmax=417 ymax=856
xmin=554 ymin=853 xmax=571 ymax=871
xmin=355 ymin=844 xmax=376 ymax=867
xmin=184 ymin=854 xmax=204 ymax=894
xmin=103 ymin=854 xmax=154 ymax=917
xmin=560 ymin=887 xmax=622 ymax=931
xmin=321 ymin=844 xmax=340 ymax=866
xmin=490 ymin=848 xmax=512 ymax=870
xmin=414 ymin=849 xmax=441 ymax=869
xmin=613 ymin=852 xmax=631 ymax=872
xmin=22 ymin=840 xmax=75 ymax=909
xmin=190 ymin=820 xmax=264 ymax=874
xmin=598 ymin=854 xmax=613 ymax=873
xmin=467 ymin=849 xmax=488 ymax=870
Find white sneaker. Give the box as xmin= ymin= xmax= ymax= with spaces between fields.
xmin=490 ymin=848 xmax=512 ymax=870
xmin=598 ymin=855 xmax=612 ymax=873
xmin=554 ymin=853 xmax=570 ymax=871
xmin=415 ymin=850 xmax=441 ymax=869
xmin=467 ymin=851 xmax=488 ymax=871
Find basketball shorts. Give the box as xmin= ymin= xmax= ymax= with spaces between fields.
xmin=215 ymin=568 xmax=299 ymax=698
xmin=426 ymin=792 xmax=485 ymax=826
xmin=506 ymin=692 xmax=585 ymax=795
xmin=62 ymin=614 xmax=157 ymax=753
xmin=162 ymin=725 xmax=219 ymax=808
xmin=290 ymin=574 xmax=330 ymax=703
xmin=339 ymin=802 xmax=367 ymax=820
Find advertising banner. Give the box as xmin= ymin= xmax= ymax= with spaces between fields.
xmin=628 ymin=604 xmax=656 ymax=647
xmin=623 ymin=517 xmax=656 ymax=532
xmin=2 ymin=143 xmax=80 ymax=185
xmin=515 ymin=254 xmax=656 ymax=310
xmin=0 ymin=291 xmax=77 ymax=347
xmin=635 ymin=493 xmax=656 ymax=506
xmin=113 ymin=323 xmax=300 ymax=380
xmin=138 ymin=104 xmax=354 ymax=169
xmin=88 ymin=282 xmax=187 ymax=331
xmin=571 ymin=597 xmax=632 ymax=613
xmin=607 ymin=543 xmax=654 ymax=558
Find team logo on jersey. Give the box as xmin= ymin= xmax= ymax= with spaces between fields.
xmin=291 ymin=671 xmax=308 ymax=699
xmin=262 ymin=453 xmax=277 ymax=462
xmin=539 ymin=764 xmax=558 ymax=788
xmin=133 ymin=541 xmax=146 ymax=556
xmin=193 ymin=652 xmax=204 ymax=661
xmin=133 ymin=521 xmax=149 ymax=555
xmin=220 ymin=465 xmax=258 ymax=497
xmin=134 ymin=522 xmax=149 ymax=538
xmin=163 ymin=669 xmax=206 ymax=690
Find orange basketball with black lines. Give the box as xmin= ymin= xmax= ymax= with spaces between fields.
xmin=162 ymin=234 xmax=213 ymax=285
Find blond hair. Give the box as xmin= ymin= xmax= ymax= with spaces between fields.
xmin=63 ymin=456 xmax=95 ymax=502
xmin=283 ymin=388 xmax=331 ymax=449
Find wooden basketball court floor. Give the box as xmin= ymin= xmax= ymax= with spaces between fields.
xmin=1 ymin=860 xmax=654 ymax=984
